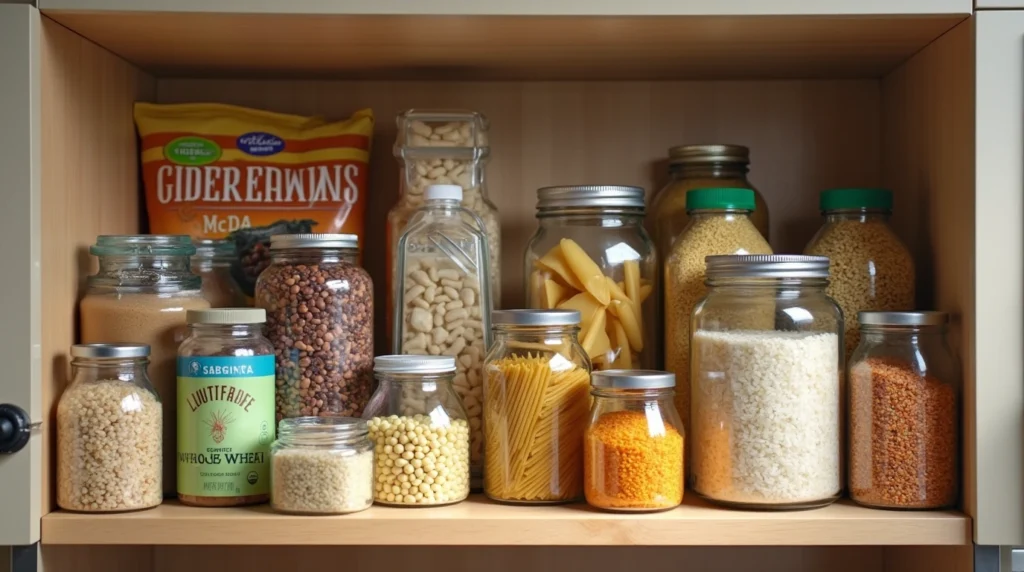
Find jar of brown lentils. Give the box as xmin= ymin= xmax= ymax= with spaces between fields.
xmin=255 ymin=234 xmax=374 ymax=422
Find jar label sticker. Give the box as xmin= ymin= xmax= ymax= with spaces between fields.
xmin=164 ymin=136 xmax=222 ymax=167
xmin=177 ymin=355 xmax=275 ymax=497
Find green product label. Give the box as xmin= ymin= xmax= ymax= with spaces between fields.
xmin=177 ymin=355 xmax=275 ymax=497
xmin=165 ymin=136 xmax=222 ymax=166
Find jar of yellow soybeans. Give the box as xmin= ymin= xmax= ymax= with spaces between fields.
xmin=584 ymin=370 xmax=684 ymax=512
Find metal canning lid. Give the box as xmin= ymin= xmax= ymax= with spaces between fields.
xmin=270 ymin=233 xmax=359 ymax=250
xmin=668 ymin=144 xmax=749 ymax=164
xmin=591 ymin=370 xmax=675 ymax=389
xmin=705 ymin=254 xmax=830 ymax=279
xmin=193 ymin=239 xmax=236 ymax=259
xmin=374 ymin=355 xmax=457 ymax=374
xmin=536 ymin=185 xmax=646 ymax=210
xmin=91 ymin=235 xmax=196 ymax=256
xmin=492 ymin=309 xmax=582 ymax=327
xmin=71 ymin=343 xmax=151 ymax=359
xmin=859 ymin=311 xmax=948 ymax=327
xmin=187 ymin=308 xmax=267 ymax=325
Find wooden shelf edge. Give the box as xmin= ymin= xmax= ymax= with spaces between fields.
xmin=41 ymin=496 xmax=971 ymax=546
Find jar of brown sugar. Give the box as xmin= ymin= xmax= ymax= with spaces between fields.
xmin=849 ymin=311 xmax=959 ymax=510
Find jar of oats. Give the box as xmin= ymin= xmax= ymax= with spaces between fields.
xmin=57 ymin=344 xmax=162 ymax=513
xmin=804 ymin=188 xmax=915 ymax=359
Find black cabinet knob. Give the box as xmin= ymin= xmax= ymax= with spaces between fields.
xmin=0 ymin=403 xmax=32 ymax=454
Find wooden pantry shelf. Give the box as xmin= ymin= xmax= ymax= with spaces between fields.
xmin=41 ymin=495 xmax=971 ymax=546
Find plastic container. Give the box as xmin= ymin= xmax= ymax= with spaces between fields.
xmin=848 ymin=311 xmax=959 ymax=510
xmin=690 ymin=255 xmax=842 ymax=510
xmin=192 ymin=239 xmax=246 ymax=308
xmin=584 ymin=370 xmax=684 ymax=512
xmin=362 ymin=355 xmax=470 ymax=506
xmin=483 ymin=309 xmax=592 ymax=504
xmin=524 ymin=185 xmax=657 ymax=370
xmin=804 ymin=188 xmax=916 ymax=359
xmin=57 ymin=344 xmax=162 ymax=512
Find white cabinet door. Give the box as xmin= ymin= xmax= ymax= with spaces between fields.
xmin=0 ymin=4 xmax=42 ymax=547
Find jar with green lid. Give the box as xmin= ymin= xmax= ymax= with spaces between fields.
xmin=804 ymin=188 xmax=915 ymax=359
xmin=192 ymin=239 xmax=246 ymax=308
xmin=664 ymin=188 xmax=772 ymax=445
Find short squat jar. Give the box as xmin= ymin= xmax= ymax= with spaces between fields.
xmin=57 ymin=344 xmax=162 ymax=512
xmin=584 ymin=370 xmax=684 ymax=512
xmin=363 ymin=355 xmax=470 ymax=506
xmin=690 ymin=255 xmax=842 ymax=510
xmin=849 ymin=311 xmax=959 ymax=510
xmin=271 ymin=417 xmax=374 ymax=515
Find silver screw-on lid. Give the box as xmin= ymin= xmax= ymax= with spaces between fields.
xmin=374 ymin=355 xmax=456 ymax=374
xmin=271 ymin=234 xmax=359 ymax=250
xmin=591 ymin=370 xmax=676 ymax=389
xmin=187 ymin=308 xmax=266 ymax=325
xmin=536 ymin=185 xmax=646 ymax=210
xmin=71 ymin=343 xmax=150 ymax=359
xmin=705 ymin=254 xmax=830 ymax=279
xmin=492 ymin=309 xmax=582 ymax=327
xmin=668 ymin=144 xmax=750 ymax=165
xmin=859 ymin=311 xmax=949 ymax=327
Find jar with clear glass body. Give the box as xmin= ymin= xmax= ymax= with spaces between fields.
xmin=393 ymin=184 xmax=492 ymax=489
xmin=584 ymin=370 xmax=684 ymax=512
xmin=177 ymin=308 xmax=275 ymax=507
xmin=363 ymin=355 xmax=470 ymax=506
xmin=192 ymin=239 xmax=246 ymax=307
xmin=388 ymin=110 xmax=500 ymax=347
xmin=79 ymin=235 xmax=210 ymax=494
xmin=690 ymin=255 xmax=842 ymax=510
xmin=804 ymin=188 xmax=916 ymax=360
xmin=849 ymin=311 xmax=959 ymax=510
xmin=524 ymin=185 xmax=656 ymax=371
xmin=271 ymin=417 xmax=374 ymax=515
xmin=483 ymin=310 xmax=592 ymax=504
xmin=57 ymin=344 xmax=162 ymax=512
xmin=664 ymin=188 xmax=772 ymax=443
xmin=255 ymin=234 xmax=374 ymax=422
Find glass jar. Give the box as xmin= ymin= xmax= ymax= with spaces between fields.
xmin=79 ymin=235 xmax=210 ymax=494
xmin=651 ymin=144 xmax=769 ymax=260
xmin=363 ymin=355 xmax=470 ymax=506
xmin=255 ymin=234 xmax=374 ymax=421
xmin=388 ymin=110 xmax=500 ymax=346
xmin=848 ymin=311 xmax=959 ymax=510
xmin=271 ymin=417 xmax=374 ymax=515
xmin=483 ymin=310 xmax=592 ymax=504
xmin=192 ymin=239 xmax=246 ymax=308
xmin=584 ymin=370 xmax=684 ymax=512
xmin=691 ymin=255 xmax=842 ymax=510
xmin=664 ymin=188 xmax=772 ymax=442
xmin=524 ymin=185 xmax=657 ymax=370
xmin=804 ymin=188 xmax=916 ymax=360
xmin=177 ymin=308 xmax=275 ymax=507
xmin=393 ymin=183 xmax=492 ymax=488
xmin=57 ymin=344 xmax=162 ymax=512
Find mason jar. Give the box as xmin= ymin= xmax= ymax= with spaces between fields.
xmin=57 ymin=344 xmax=162 ymax=512
xmin=524 ymin=185 xmax=657 ymax=370
xmin=79 ymin=235 xmax=210 ymax=494
xmin=584 ymin=370 xmax=684 ymax=512
xmin=483 ymin=309 xmax=592 ymax=504
xmin=192 ymin=239 xmax=245 ymax=307
xmin=362 ymin=355 xmax=470 ymax=506
xmin=690 ymin=255 xmax=842 ymax=510
xmin=271 ymin=417 xmax=374 ymax=515
xmin=848 ymin=311 xmax=959 ymax=510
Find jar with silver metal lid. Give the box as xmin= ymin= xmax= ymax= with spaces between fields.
xmin=690 ymin=255 xmax=842 ymax=510
xmin=524 ymin=185 xmax=657 ymax=371
xmin=848 ymin=311 xmax=959 ymax=510
xmin=584 ymin=370 xmax=684 ymax=512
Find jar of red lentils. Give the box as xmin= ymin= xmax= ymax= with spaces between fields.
xmin=583 ymin=370 xmax=684 ymax=512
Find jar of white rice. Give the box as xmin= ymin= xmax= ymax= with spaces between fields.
xmin=690 ymin=254 xmax=842 ymax=510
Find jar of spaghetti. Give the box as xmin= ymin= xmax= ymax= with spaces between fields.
xmin=483 ymin=310 xmax=592 ymax=504
xmin=584 ymin=370 xmax=684 ymax=512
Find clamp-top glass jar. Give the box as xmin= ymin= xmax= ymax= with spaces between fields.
xmin=192 ymin=239 xmax=245 ymax=308
xmin=524 ymin=185 xmax=657 ymax=370
xmin=690 ymin=255 xmax=842 ymax=510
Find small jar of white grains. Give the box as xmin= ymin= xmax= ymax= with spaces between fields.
xmin=270 ymin=417 xmax=374 ymax=515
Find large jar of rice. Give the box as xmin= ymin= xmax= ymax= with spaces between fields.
xmin=690 ymin=255 xmax=842 ymax=510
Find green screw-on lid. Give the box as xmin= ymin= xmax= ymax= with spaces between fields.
xmin=819 ymin=188 xmax=893 ymax=211
xmin=686 ymin=188 xmax=756 ymax=212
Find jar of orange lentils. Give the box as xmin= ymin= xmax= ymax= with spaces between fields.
xmin=583 ymin=370 xmax=684 ymax=512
